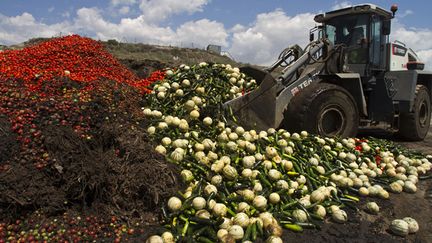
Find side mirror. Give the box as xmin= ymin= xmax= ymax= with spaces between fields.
xmin=310 ymin=33 xmax=315 ymax=42
xmin=383 ymin=20 xmax=391 ymax=35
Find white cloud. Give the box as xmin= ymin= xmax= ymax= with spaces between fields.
xmin=331 ymin=1 xmax=352 ymax=11
xmin=111 ymin=0 xmax=136 ymax=6
xmin=399 ymin=10 xmax=413 ymax=18
xmin=230 ymin=24 xmax=245 ymax=33
xmin=417 ymin=50 xmax=432 ymax=69
xmin=0 ymin=7 xmax=228 ymax=48
xmin=392 ymin=27 xmax=432 ymax=51
xmin=48 ymin=7 xmax=55 ymax=13
xmin=391 ymin=24 xmax=432 ymax=69
xmin=0 ymin=12 xmax=70 ymax=44
xmin=74 ymin=8 xmax=119 ymax=38
xmin=119 ymin=6 xmax=130 ymax=15
xmin=139 ymin=0 xmax=210 ymax=23
xmin=176 ymin=19 xmax=228 ymax=47
xmin=229 ymin=10 xmax=315 ymax=65
xmin=73 ymin=7 xmax=227 ymax=47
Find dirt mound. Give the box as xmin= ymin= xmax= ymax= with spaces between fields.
xmin=42 ymin=121 xmax=180 ymax=220
xmin=103 ymin=40 xmax=238 ymax=73
xmin=120 ymin=59 xmax=168 ymax=79
xmin=0 ymin=81 xmax=180 ymax=223
xmin=0 ymin=117 xmax=19 ymax=164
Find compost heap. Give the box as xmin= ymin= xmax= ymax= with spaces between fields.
xmin=1 ymin=35 xmax=432 ymax=243
xmin=142 ymin=63 xmax=432 ymax=242
xmin=0 ymin=35 xmax=180 ymax=242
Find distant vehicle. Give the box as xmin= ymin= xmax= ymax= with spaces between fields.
xmin=207 ymin=44 xmax=222 ymax=54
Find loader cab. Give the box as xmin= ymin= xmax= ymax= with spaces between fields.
xmin=314 ymin=4 xmax=394 ymax=77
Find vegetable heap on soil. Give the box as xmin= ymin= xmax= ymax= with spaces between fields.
xmin=0 ymin=35 xmax=178 ymax=242
xmin=143 ymin=63 xmax=432 ymax=242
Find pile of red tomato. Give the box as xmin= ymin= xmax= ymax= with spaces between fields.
xmin=0 ymin=35 xmax=160 ymax=92
xmin=0 ymin=35 xmax=164 ymax=170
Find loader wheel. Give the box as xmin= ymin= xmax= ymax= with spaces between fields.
xmin=284 ymin=83 xmax=359 ymax=137
xmin=398 ymin=85 xmax=431 ymax=141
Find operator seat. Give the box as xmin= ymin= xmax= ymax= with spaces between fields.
xmin=350 ymin=27 xmax=365 ymax=46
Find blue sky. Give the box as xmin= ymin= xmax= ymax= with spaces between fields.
xmin=1 ymin=0 xmax=431 ymax=66
xmin=1 ymin=1 xmax=428 ymax=27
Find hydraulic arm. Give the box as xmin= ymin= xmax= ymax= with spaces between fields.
xmin=223 ymin=40 xmax=326 ymax=130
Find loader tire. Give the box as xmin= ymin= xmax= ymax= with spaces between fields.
xmin=284 ymin=83 xmax=359 ymax=137
xmin=398 ymin=85 xmax=431 ymax=141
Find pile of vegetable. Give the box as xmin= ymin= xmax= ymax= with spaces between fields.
xmin=143 ymin=63 xmax=432 ymax=242
xmin=0 ymin=35 xmax=431 ymax=242
xmin=0 ymin=35 xmax=156 ymax=92
xmin=0 ymin=36 xmax=179 ymax=242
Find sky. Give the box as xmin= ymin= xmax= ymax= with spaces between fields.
xmin=1 ymin=0 xmax=432 ymax=68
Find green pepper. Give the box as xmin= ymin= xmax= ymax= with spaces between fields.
xmin=283 ymin=223 xmax=303 ymax=232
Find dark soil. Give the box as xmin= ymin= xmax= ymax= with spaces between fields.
xmin=0 ymin=78 xmax=183 ymax=227
xmin=0 ymin=117 xmax=19 ymax=164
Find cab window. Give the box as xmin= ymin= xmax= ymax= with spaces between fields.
xmin=325 ymin=14 xmax=369 ymax=63
xmin=370 ymin=15 xmax=382 ymax=67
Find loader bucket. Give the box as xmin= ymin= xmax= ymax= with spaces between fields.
xmin=223 ymin=66 xmax=281 ymax=130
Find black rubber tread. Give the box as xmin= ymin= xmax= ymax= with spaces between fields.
xmin=398 ymin=85 xmax=431 ymax=141
xmin=284 ymin=82 xmax=359 ymax=137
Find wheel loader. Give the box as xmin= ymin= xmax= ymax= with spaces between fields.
xmin=224 ymin=3 xmax=432 ymax=141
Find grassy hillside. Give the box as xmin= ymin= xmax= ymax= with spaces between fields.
xmin=102 ymin=40 xmax=240 ymax=77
